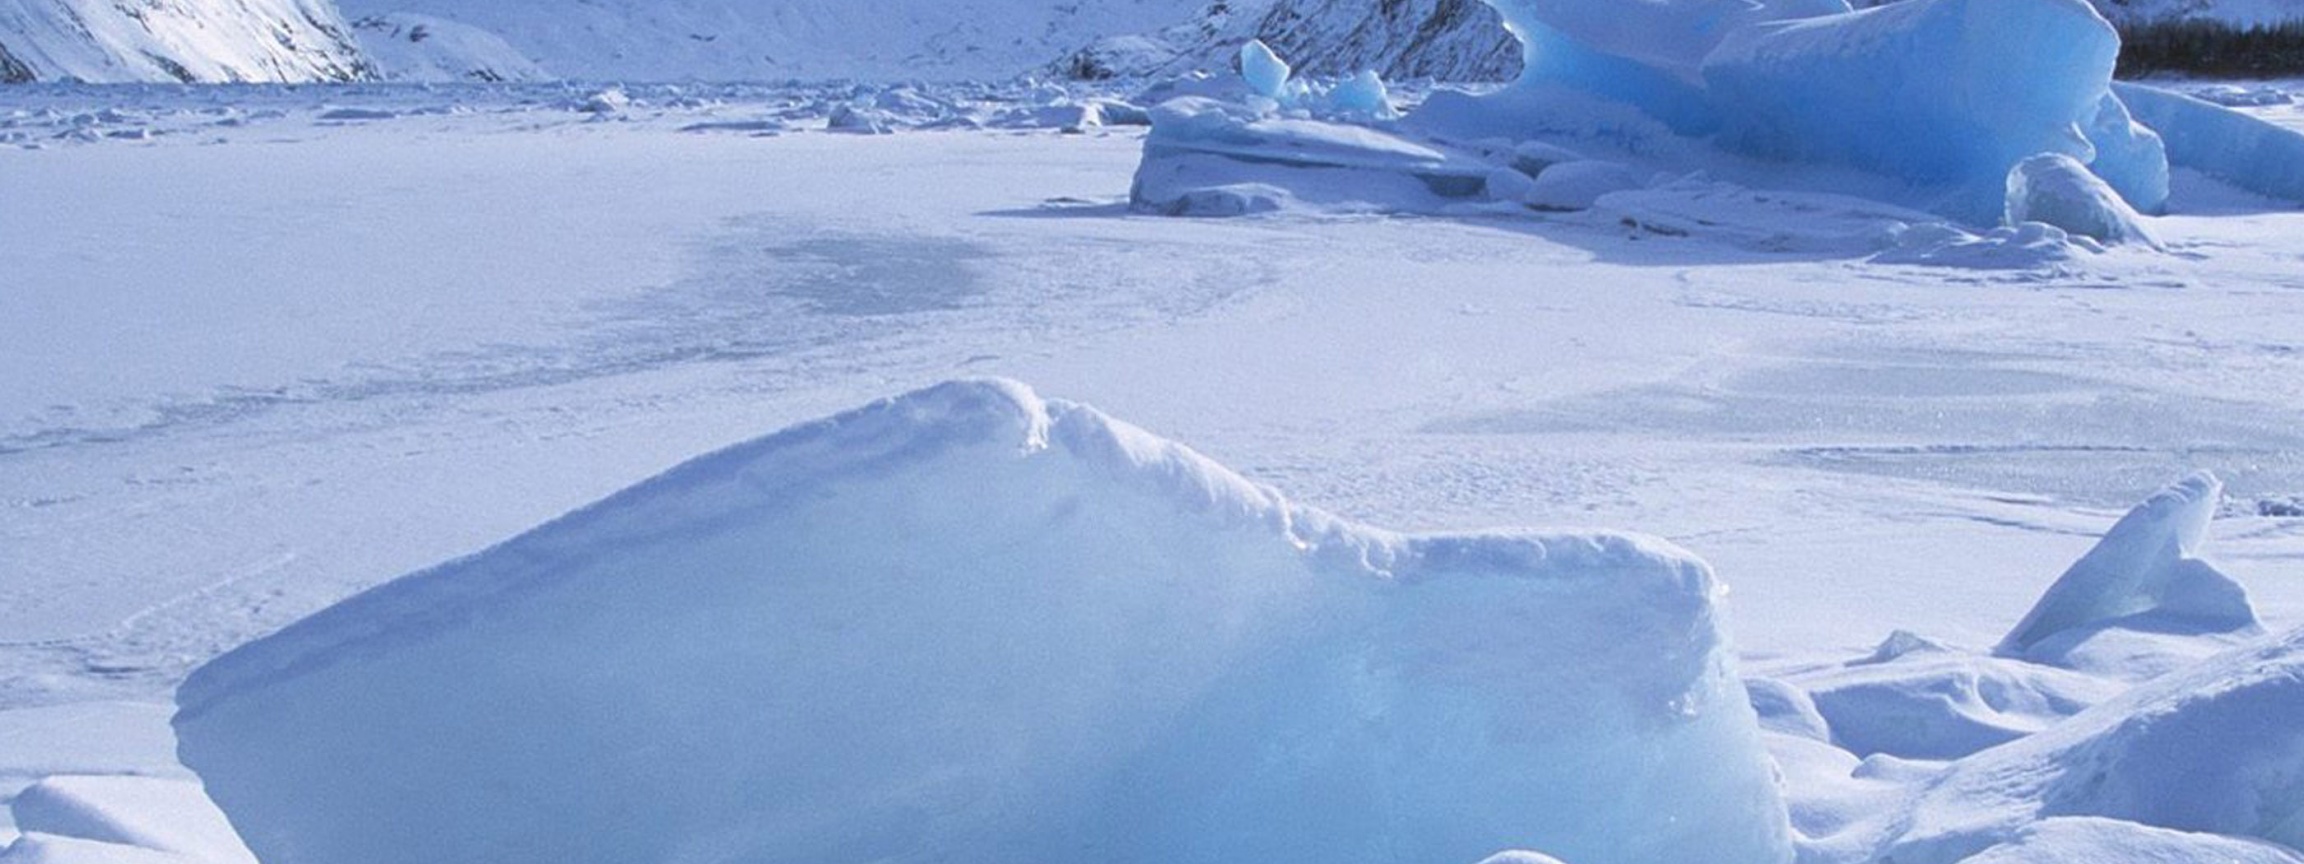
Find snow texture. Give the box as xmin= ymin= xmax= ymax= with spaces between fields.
xmin=2005 ymin=153 xmax=2161 ymax=248
xmin=174 ymin=380 xmax=1793 ymax=864
xmin=1956 ymin=818 xmax=2304 ymax=864
xmin=0 ymin=0 xmax=368 ymax=82
xmin=1998 ymin=472 xmax=2260 ymax=661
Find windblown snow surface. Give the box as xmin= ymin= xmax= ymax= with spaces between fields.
xmin=5 ymin=3 xmax=2304 ymax=862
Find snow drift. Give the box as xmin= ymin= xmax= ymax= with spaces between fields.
xmin=175 ymin=380 xmax=1792 ymax=864
xmin=1884 ymin=624 xmax=2304 ymax=862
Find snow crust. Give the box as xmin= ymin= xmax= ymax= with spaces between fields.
xmin=175 ymin=379 xmax=1793 ymax=864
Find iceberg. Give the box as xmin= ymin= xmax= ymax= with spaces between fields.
xmin=1701 ymin=0 xmax=2138 ymax=218
xmin=175 ymin=381 xmax=1794 ymax=864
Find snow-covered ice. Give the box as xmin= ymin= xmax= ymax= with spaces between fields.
xmin=174 ymin=380 xmax=1792 ymax=864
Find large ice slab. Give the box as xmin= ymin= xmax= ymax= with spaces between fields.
xmin=175 ymin=380 xmax=1793 ymax=864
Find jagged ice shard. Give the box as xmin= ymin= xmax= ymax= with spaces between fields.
xmin=174 ymin=380 xmax=1793 ymax=864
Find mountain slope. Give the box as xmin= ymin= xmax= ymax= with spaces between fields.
xmin=331 ymin=0 xmax=1212 ymax=81
xmin=0 ymin=0 xmax=369 ymax=82
xmin=1061 ymin=0 xmax=1519 ymax=81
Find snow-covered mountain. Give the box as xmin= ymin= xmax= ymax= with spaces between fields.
xmin=0 ymin=0 xmax=368 ymax=82
xmin=1059 ymin=0 xmax=1518 ymax=82
xmin=328 ymin=0 xmax=1213 ymax=82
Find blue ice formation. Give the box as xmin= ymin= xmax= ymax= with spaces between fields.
xmin=1433 ymin=0 xmax=2205 ymax=220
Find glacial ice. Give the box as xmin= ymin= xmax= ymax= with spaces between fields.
xmin=1239 ymin=40 xmax=1294 ymax=103
xmin=1701 ymin=0 xmax=2139 ymax=219
xmin=175 ymin=380 xmax=1794 ymax=864
xmin=2114 ymin=81 xmax=2304 ymax=204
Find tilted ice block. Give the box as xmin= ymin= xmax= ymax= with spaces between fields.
xmin=1998 ymin=472 xmax=2258 ymax=659
xmin=176 ymin=380 xmax=1793 ymax=864
xmin=1701 ymin=0 xmax=2120 ymax=220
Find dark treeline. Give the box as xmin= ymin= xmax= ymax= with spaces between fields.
xmin=2118 ymin=18 xmax=2304 ymax=78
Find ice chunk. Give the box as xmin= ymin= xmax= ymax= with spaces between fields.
xmin=1523 ymin=161 xmax=1643 ymax=211
xmin=2081 ymin=93 xmax=2171 ymax=215
xmin=1322 ymin=70 xmax=1397 ymax=120
xmin=176 ymin=380 xmax=1794 ymax=864
xmin=2004 ymin=153 xmax=2160 ymax=249
xmin=2113 ymin=81 xmax=2304 ymax=204
xmin=1701 ymin=0 xmax=2120 ymax=221
xmin=1998 ymin=472 xmax=2259 ymax=661
xmin=1239 ymin=39 xmax=1293 ymax=102
xmin=1888 ymin=625 xmax=2304 ymax=859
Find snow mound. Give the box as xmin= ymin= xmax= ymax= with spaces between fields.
xmin=175 ymin=380 xmax=1793 ymax=864
xmin=1794 ymin=633 xmax=2123 ymax=760
xmin=1887 ymin=625 xmax=2304 ymax=861
xmin=1997 ymin=471 xmax=2261 ymax=675
xmin=2005 ymin=153 xmax=2161 ymax=249
xmin=0 ymin=777 xmax=250 ymax=864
